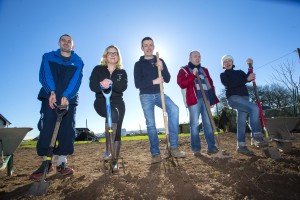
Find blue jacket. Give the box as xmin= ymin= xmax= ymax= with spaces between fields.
xmin=134 ymin=55 xmax=170 ymax=94
xmin=38 ymin=49 xmax=84 ymax=105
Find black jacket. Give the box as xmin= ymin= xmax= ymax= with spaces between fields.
xmin=220 ymin=68 xmax=250 ymax=98
xmin=89 ymin=65 xmax=127 ymax=104
xmin=134 ymin=55 xmax=170 ymax=94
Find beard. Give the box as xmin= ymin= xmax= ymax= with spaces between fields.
xmin=61 ymin=46 xmax=72 ymax=53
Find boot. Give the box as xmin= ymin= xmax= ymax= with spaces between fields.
xmin=109 ymin=123 xmax=118 ymax=159
xmin=102 ymin=123 xmax=112 ymax=160
xmin=112 ymin=141 xmax=121 ymax=172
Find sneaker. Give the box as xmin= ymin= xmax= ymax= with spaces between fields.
xmin=207 ymin=148 xmax=219 ymax=155
xmin=56 ymin=162 xmax=74 ymax=175
xmin=193 ymin=151 xmax=202 ymax=157
xmin=171 ymin=148 xmax=186 ymax=158
xmin=251 ymin=136 xmax=268 ymax=147
xmin=151 ymin=154 xmax=162 ymax=164
xmin=29 ymin=161 xmax=53 ymax=180
xmin=236 ymin=146 xmax=254 ymax=156
xmin=102 ymin=151 xmax=112 ymax=160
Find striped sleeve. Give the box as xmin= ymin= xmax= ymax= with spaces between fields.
xmin=39 ymin=53 xmax=56 ymax=93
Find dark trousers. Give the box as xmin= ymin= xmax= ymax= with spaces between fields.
xmin=94 ymin=99 xmax=125 ymax=141
xmin=37 ymin=100 xmax=76 ymax=156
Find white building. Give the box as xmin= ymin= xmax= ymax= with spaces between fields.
xmin=0 ymin=114 xmax=11 ymax=128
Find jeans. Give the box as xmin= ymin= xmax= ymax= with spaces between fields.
xmin=140 ymin=93 xmax=179 ymax=155
xmin=188 ymin=97 xmax=217 ymax=152
xmin=227 ymin=95 xmax=262 ymax=146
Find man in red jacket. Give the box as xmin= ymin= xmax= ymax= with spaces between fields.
xmin=177 ymin=50 xmax=219 ymax=156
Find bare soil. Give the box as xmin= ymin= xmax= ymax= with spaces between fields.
xmin=1 ymin=133 xmax=300 ymax=200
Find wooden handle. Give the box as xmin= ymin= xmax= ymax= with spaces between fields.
xmin=156 ymin=52 xmax=171 ymax=151
xmin=195 ymin=72 xmax=217 ymax=134
xmin=156 ymin=52 xmax=162 ymax=77
xmin=195 ymin=72 xmax=222 ymax=150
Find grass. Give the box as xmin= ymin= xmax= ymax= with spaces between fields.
xmin=19 ymin=140 xmax=94 ymax=148
xmin=121 ymin=133 xmax=190 ymax=141
xmin=20 ymin=131 xmax=225 ymax=149
xmin=20 ymin=134 xmax=191 ymax=148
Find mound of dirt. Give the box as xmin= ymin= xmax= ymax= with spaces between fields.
xmin=1 ymin=133 xmax=300 ymax=200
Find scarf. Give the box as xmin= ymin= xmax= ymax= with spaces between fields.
xmin=188 ymin=62 xmax=212 ymax=91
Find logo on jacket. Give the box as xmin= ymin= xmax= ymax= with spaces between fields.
xmin=117 ymin=74 xmax=122 ymax=81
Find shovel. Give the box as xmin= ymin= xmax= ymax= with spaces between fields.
xmin=27 ymin=105 xmax=68 ymax=196
xmin=101 ymin=84 xmax=115 ymax=163
xmin=247 ymin=59 xmax=281 ymax=160
xmin=196 ymin=72 xmax=230 ymax=159
xmin=100 ymin=84 xmax=119 ymax=177
xmin=156 ymin=52 xmax=176 ymax=167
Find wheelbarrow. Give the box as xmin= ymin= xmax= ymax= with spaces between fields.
xmin=265 ymin=117 xmax=300 ymax=153
xmin=0 ymin=127 xmax=32 ymax=176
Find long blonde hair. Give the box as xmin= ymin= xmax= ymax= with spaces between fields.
xmin=100 ymin=45 xmax=123 ymax=69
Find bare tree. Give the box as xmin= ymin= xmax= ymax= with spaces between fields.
xmin=215 ymin=89 xmax=229 ymax=115
xmin=271 ymin=59 xmax=298 ymax=93
xmin=218 ymin=84 xmax=291 ymax=111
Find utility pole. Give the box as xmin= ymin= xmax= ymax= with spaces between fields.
xmin=139 ymin=123 xmax=142 ymax=134
xmin=297 ymin=48 xmax=300 ymax=60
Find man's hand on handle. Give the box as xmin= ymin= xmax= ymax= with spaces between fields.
xmin=49 ymin=91 xmax=57 ymax=109
xmin=153 ymin=76 xmax=164 ymax=85
xmin=246 ymin=58 xmax=256 ymax=82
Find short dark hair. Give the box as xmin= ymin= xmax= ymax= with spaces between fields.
xmin=59 ymin=34 xmax=72 ymax=41
xmin=141 ymin=36 xmax=153 ymax=47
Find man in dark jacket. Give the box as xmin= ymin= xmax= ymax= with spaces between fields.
xmin=134 ymin=37 xmax=185 ymax=164
xmin=177 ymin=51 xmax=219 ymax=157
xmin=30 ymin=34 xmax=84 ymax=180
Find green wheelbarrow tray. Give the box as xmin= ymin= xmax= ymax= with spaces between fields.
xmin=0 ymin=127 xmax=32 ymax=176
xmin=265 ymin=117 xmax=300 ymax=153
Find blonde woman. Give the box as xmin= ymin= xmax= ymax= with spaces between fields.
xmin=89 ymin=45 xmax=127 ymax=171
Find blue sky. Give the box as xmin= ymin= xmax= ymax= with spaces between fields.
xmin=0 ymin=0 xmax=299 ymax=139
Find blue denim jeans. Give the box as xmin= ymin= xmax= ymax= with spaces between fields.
xmin=140 ymin=93 xmax=179 ymax=155
xmin=188 ymin=97 xmax=217 ymax=152
xmin=227 ymin=95 xmax=262 ymax=146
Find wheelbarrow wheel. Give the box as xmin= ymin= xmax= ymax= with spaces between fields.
xmin=275 ymin=141 xmax=292 ymax=153
xmin=273 ymin=130 xmax=293 ymax=153
xmin=7 ymin=154 xmax=14 ymax=176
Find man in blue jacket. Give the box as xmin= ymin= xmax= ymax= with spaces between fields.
xmin=134 ymin=37 xmax=185 ymax=164
xmin=30 ymin=34 xmax=84 ymax=180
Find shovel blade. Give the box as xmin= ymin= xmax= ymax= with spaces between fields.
xmin=210 ymin=150 xmax=231 ymax=159
xmin=27 ymin=181 xmax=50 ymax=196
xmin=263 ymin=147 xmax=281 ymax=160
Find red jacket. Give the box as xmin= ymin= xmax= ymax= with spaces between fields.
xmin=177 ymin=65 xmax=219 ymax=107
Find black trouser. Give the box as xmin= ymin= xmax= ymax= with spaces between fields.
xmin=94 ymin=99 xmax=125 ymax=141
xmin=37 ymin=100 xmax=76 ymax=156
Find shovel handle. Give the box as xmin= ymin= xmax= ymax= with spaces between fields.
xmin=247 ymin=61 xmax=269 ymax=138
xmin=156 ymin=52 xmax=171 ymax=155
xmin=195 ymin=72 xmax=224 ymax=152
xmin=100 ymin=84 xmax=113 ymax=98
xmin=49 ymin=105 xmax=68 ymax=149
xmin=100 ymin=84 xmax=113 ymax=128
xmin=55 ymin=105 xmax=68 ymax=119
xmin=195 ymin=72 xmax=218 ymax=134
